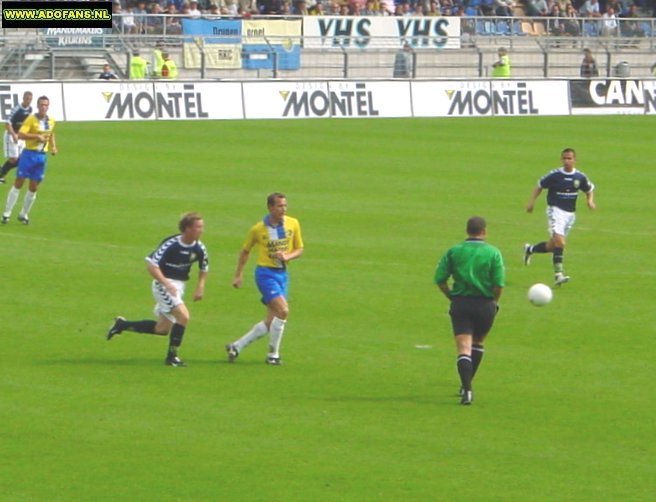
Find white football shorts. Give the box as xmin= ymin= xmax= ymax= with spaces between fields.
xmin=547 ymin=205 xmax=576 ymax=237
xmin=151 ymin=279 xmax=186 ymax=322
xmin=3 ymin=131 xmax=25 ymax=159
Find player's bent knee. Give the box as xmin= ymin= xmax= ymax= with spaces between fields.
xmin=154 ymin=321 xmax=172 ymax=335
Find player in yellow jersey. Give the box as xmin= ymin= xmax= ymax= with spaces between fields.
xmin=226 ymin=193 xmax=304 ymax=365
xmin=2 ymin=96 xmax=57 ymax=225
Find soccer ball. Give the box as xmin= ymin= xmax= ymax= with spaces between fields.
xmin=528 ymin=283 xmax=553 ymax=307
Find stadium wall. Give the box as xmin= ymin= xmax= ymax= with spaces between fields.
xmin=2 ymin=79 xmax=656 ymax=121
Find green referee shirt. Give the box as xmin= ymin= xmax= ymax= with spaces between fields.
xmin=434 ymin=239 xmax=505 ymax=298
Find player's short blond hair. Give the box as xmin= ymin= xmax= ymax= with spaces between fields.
xmin=178 ymin=212 xmax=203 ymax=232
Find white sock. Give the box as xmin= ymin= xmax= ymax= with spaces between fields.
xmin=4 ymin=186 xmax=20 ymax=217
xmin=234 ymin=321 xmax=268 ymax=352
xmin=268 ymin=317 xmax=287 ymax=358
xmin=20 ymin=190 xmax=37 ymax=218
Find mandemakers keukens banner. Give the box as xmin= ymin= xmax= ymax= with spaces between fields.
xmin=182 ymin=18 xmax=301 ymax=71
xmin=42 ymin=27 xmax=111 ymax=47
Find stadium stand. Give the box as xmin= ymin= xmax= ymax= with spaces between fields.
xmin=2 ymin=10 xmax=656 ymax=80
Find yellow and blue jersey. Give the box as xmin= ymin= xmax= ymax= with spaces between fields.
xmin=19 ymin=114 xmax=55 ymax=152
xmin=242 ymin=215 xmax=304 ymax=269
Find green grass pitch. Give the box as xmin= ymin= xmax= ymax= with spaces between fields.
xmin=1 ymin=115 xmax=654 ymax=500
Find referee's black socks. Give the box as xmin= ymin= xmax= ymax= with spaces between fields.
xmin=457 ymin=354 xmax=473 ymax=392
xmin=471 ymin=344 xmax=485 ymax=377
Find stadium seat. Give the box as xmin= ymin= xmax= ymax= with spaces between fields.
xmin=464 ymin=6 xmax=478 ymax=16
xmin=476 ymin=20 xmax=496 ymax=36
xmin=496 ymin=20 xmax=511 ymax=36
xmin=512 ymin=20 xmax=528 ymax=36
xmin=521 ymin=21 xmax=536 ymax=36
xmin=532 ymin=22 xmax=547 ymax=36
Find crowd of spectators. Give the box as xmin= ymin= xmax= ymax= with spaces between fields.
xmin=108 ymin=0 xmax=654 ymax=37
xmin=108 ymin=0 xmax=653 ymax=19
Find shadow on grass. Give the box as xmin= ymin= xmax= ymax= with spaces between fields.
xmin=34 ymin=357 xmax=269 ymax=367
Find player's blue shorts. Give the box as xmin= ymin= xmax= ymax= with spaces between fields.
xmin=255 ymin=266 xmax=288 ymax=304
xmin=17 ymin=149 xmax=47 ymax=182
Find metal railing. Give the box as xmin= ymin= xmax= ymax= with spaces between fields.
xmin=2 ymin=14 xmax=656 ymax=80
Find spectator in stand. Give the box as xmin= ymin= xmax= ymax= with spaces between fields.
xmin=187 ymin=0 xmax=203 ymax=17
xmin=165 ymin=3 xmax=182 ymax=34
xmin=397 ymin=2 xmax=407 ymax=15
xmin=121 ymin=6 xmax=137 ymax=34
xmin=112 ymin=2 xmax=123 ymax=34
xmin=310 ymin=0 xmax=326 ymax=14
xmin=479 ymin=0 xmax=496 ymax=15
xmin=260 ymin=0 xmax=284 ymax=14
xmin=379 ymin=0 xmax=395 ymax=15
xmin=281 ymin=0 xmax=294 ymax=13
xmin=608 ymin=0 xmax=628 ymax=15
xmin=362 ymin=0 xmax=378 ymax=15
xmin=601 ymin=6 xmax=620 ymax=36
xmin=220 ymin=0 xmax=239 ymax=15
xmin=441 ymin=0 xmax=455 ymax=16
xmin=494 ymin=0 xmax=516 ymax=16
xmin=293 ymin=0 xmax=310 ymax=14
xmin=554 ymin=0 xmax=568 ymax=11
xmin=147 ymin=2 xmax=165 ymax=35
xmin=204 ymin=3 xmax=221 ymax=17
xmin=580 ymin=48 xmax=600 ymax=77
xmin=351 ymin=2 xmax=364 ymax=15
xmin=349 ymin=0 xmax=367 ymax=12
xmin=620 ymin=4 xmax=646 ymax=37
xmin=326 ymin=0 xmax=341 ymax=14
xmin=427 ymin=1 xmax=441 ymax=16
xmin=413 ymin=0 xmax=430 ymax=14
xmin=549 ymin=3 xmax=568 ymax=35
xmin=579 ymin=0 xmax=602 ymax=17
xmin=526 ymin=0 xmax=549 ymax=16
xmin=238 ymin=0 xmax=260 ymax=15
xmin=134 ymin=1 xmax=148 ymax=34
xmin=564 ymin=4 xmax=581 ymax=36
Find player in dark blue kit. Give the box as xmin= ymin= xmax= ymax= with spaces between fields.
xmin=524 ymin=148 xmax=596 ymax=286
xmin=0 ymin=91 xmax=33 ymax=183
xmin=106 ymin=212 xmax=209 ymax=367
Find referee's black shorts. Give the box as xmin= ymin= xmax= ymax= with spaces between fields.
xmin=448 ymin=296 xmax=497 ymax=340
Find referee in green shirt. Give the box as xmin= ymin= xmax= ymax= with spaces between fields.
xmin=435 ymin=217 xmax=505 ymax=405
